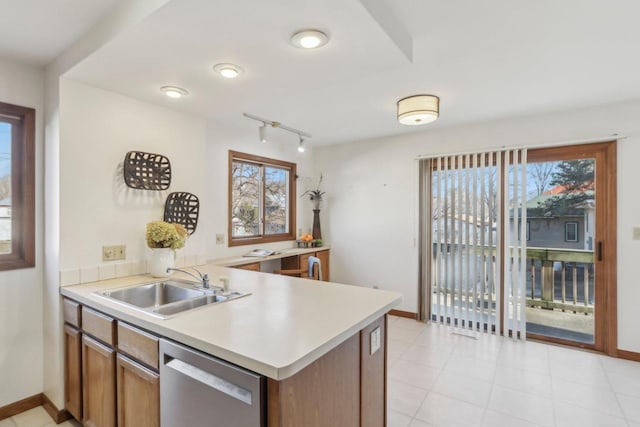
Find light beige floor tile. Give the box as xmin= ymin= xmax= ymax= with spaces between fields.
xmin=409 ymin=419 xmax=435 ymax=427
xmin=551 ymin=377 xmax=623 ymax=418
xmin=414 ymin=392 xmax=484 ymax=427
xmin=607 ymin=371 xmax=640 ymax=398
xmin=389 ymin=326 xmax=424 ymax=344
xmin=548 ymin=346 xmax=603 ymax=370
xmin=550 ymin=360 xmax=611 ymax=390
xmin=394 ymin=318 xmax=429 ymax=332
xmin=387 ymin=409 xmax=413 ymax=427
xmin=388 ymin=379 xmax=429 ymax=417
xmin=554 ymin=401 xmax=628 ymax=427
xmin=0 ymin=418 xmax=16 ymax=427
xmin=400 ymin=343 xmax=453 ymax=370
xmin=488 ymin=384 xmax=554 ymax=427
xmin=389 ymin=359 xmax=441 ymax=390
xmin=496 ymin=351 xmax=550 ymax=375
xmin=443 ymin=354 xmax=497 ymax=382
xmin=11 ymin=407 xmax=52 ymax=427
xmin=601 ymin=356 xmax=640 ymax=376
xmin=431 ymin=371 xmax=492 ymax=407
xmin=388 ymin=338 xmax=412 ymax=359
xmin=481 ymin=409 xmax=541 ymax=427
xmin=617 ymin=393 xmax=640 ymax=423
xmin=493 ymin=365 xmax=552 ymax=397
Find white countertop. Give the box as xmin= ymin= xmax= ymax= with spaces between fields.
xmin=210 ymin=246 xmax=329 ymax=267
xmin=60 ymin=264 xmax=401 ymax=380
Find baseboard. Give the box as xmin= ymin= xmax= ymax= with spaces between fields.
xmin=389 ymin=309 xmax=418 ymax=320
xmin=42 ymin=393 xmax=70 ymax=424
xmin=0 ymin=393 xmax=43 ymax=421
xmin=618 ymin=349 xmax=640 ymax=362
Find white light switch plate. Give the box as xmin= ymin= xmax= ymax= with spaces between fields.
xmin=370 ymin=327 xmax=381 ymax=355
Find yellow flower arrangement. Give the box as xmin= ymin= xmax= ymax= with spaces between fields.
xmin=146 ymin=221 xmax=188 ymax=250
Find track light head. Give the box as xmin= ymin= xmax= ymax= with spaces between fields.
xmin=259 ymin=124 xmax=268 ymax=143
xmin=298 ymin=136 xmax=305 ymax=152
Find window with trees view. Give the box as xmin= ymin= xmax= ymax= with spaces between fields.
xmin=228 ymin=151 xmax=296 ymax=246
xmin=0 ymin=101 xmax=35 ymax=270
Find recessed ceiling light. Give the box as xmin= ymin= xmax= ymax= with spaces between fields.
xmin=160 ymin=86 xmax=189 ymax=99
xmin=213 ymin=63 xmax=243 ymax=79
xmin=290 ymin=29 xmax=329 ymax=49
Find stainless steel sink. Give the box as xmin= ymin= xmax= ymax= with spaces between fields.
xmin=101 ymin=281 xmax=204 ymax=308
xmin=94 ymin=279 xmax=249 ymax=319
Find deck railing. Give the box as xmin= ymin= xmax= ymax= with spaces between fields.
xmin=526 ymin=247 xmax=594 ymax=314
xmin=431 ymin=244 xmax=595 ymax=315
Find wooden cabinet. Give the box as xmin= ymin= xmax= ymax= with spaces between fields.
xmin=235 ymin=262 xmax=261 ymax=271
xmin=116 ymin=355 xmax=159 ymax=427
xmin=280 ymin=250 xmax=330 ymax=281
xmin=64 ymin=324 xmax=82 ymax=421
xmin=315 ymin=249 xmax=330 ymax=281
xmin=82 ymin=335 xmax=117 ymax=427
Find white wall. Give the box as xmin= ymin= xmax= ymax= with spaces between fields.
xmin=0 ymin=58 xmax=44 ymax=407
xmin=59 ymin=79 xmax=208 ymax=277
xmin=315 ymin=99 xmax=640 ymax=353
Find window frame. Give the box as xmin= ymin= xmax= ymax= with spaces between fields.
xmin=564 ymin=221 xmax=579 ymax=243
xmin=228 ymin=150 xmax=296 ymax=247
xmin=0 ymin=101 xmax=35 ymax=270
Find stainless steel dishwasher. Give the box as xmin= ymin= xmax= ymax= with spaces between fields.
xmin=160 ymin=339 xmax=265 ymax=427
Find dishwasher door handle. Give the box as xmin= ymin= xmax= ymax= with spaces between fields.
xmin=165 ymin=357 xmax=253 ymax=405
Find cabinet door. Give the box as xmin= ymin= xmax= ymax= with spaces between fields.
xmin=236 ymin=262 xmax=261 ymax=271
xmin=64 ymin=324 xmax=82 ymax=421
xmin=82 ymin=335 xmax=116 ymax=427
xmin=117 ymin=355 xmax=159 ymax=427
xmin=299 ymin=253 xmax=312 ymax=278
xmin=315 ymin=250 xmax=330 ymax=281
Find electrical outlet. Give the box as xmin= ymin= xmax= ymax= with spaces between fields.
xmin=634 ymin=227 xmax=640 ymax=241
xmin=370 ymin=327 xmax=381 ymax=355
xmin=216 ymin=233 xmax=225 ymax=244
xmin=103 ymin=245 xmax=126 ymax=261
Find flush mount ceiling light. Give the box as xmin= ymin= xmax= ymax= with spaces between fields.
xmin=244 ymin=113 xmax=311 ymax=152
xmin=161 ymin=86 xmax=189 ymax=99
xmin=397 ymin=95 xmax=439 ymax=126
xmin=213 ymin=63 xmax=243 ymax=79
xmin=290 ymin=29 xmax=329 ymax=49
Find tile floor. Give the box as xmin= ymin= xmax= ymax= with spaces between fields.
xmin=387 ymin=315 xmax=640 ymax=427
xmin=0 ymin=407 xmax=79 ymax=427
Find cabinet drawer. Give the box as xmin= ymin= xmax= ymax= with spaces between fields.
xmin=63 ymin=298 xmax=82 ymax=328
xmin=82 ymin=307 xmax=116 ymax=346
xmin=117 ymin=322 xmax=159 ymax=370
xmin=236 ymin=262 xmax=260 ymax=271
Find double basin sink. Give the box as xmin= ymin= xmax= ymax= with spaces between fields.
xmin=95 ymin=279 xmax=248 ymax=319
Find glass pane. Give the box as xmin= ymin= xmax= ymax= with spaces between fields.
xmin=264 ymin=166 xmax=289 ymax=235
xmin=525 ymin=159 xmax=595 ymax=344
xmin=231 ymin=161 xmax=260 ymax=237
xmin=0 ymin=121 xmax=11 ymax=254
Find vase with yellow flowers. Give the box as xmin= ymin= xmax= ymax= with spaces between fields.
xmin=146 ymin=220 xmax=188 ymax=277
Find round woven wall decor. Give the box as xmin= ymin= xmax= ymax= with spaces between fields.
xmin=163 ymin=192 xmax=200 ymax=235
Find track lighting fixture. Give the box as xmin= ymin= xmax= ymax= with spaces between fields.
xmin=243 ymin=113 xmax=311 ymax=153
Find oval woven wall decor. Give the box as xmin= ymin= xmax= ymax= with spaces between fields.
xmin=164 ymin=192 xmax=200 ymax=235
xmin=124 ymin=151 xmax=172 ymax=190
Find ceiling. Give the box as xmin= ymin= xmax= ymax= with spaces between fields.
xmin=64 ymin=0 xmax=640 ymax=145
xmin=0 ymin=0 xmax=123 ymax=65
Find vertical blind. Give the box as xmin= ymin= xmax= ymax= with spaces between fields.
xmin=424 ymin=149 xmax=527 ymax=338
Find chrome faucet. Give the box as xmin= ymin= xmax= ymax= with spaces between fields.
xmin=167 ymin=267 xmax=210 ymax=289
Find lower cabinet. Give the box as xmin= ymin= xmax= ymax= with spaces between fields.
xmin=64 ymin=325 xmax=83 ymax=421
xmin=82 ymin=335 xmax=117 ymax=427
xmin=116 ymin=355 xmax=160 ymax=427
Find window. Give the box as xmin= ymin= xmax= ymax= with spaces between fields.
xmin=0 ymin=101 xmax=35 ymax=270
xmin=228 ymin=151 xmax=296 ymax=246
xmin=565 ymin=221 xmax=579 ymax=242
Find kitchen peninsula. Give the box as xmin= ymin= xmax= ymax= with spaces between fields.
xmin=60 ymin=263 xmax=401 ymax=427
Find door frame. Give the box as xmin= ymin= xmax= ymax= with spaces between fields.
xmin=526 ymin=141 xmax=617 ymax=356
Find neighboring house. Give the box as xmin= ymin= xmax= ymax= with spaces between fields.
xmin=432 ymin=213 xmax=495 ymax=245
xmin=518 ymin=186 xmax=594 ymax=250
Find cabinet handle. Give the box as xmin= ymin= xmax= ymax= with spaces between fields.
xmin=597 ymin=241 xmax=603 ymax=262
